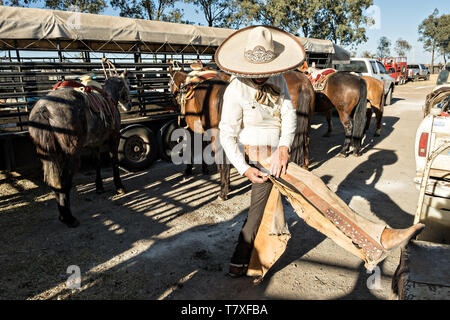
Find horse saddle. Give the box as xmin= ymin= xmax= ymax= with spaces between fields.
xmin=306 ymin=68 xmax=337 ymax=91
xmin=52 ymin=80 xmax=116 ymax=125
xmin=184 ymin=70 xmax=221 ymax=100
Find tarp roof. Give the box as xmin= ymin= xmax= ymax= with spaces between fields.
xmin=0 ymin=6 xmax=349 ymax=61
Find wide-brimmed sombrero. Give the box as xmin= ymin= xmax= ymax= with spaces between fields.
xmin=215 ymin=25 xmax=306 ymax=78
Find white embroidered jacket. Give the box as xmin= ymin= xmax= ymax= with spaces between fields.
xmin=218 ymin=75 xmax=297 ymax=176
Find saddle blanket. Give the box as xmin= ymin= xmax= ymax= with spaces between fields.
xmin=52 ymin=80 xmax=117 ymax=126
xmin=306 ymin=68 xmax=337 ymax=91
xmin=184 ymin=70 xmax=221 ymax=100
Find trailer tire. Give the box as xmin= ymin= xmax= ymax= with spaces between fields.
xmin=118 ymin=125 xmax=158 ymax=171
xmin=157 ymin=119 xmax=182 ymax=162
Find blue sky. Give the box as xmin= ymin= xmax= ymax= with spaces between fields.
xmin=16 ymin=0 xmax=450 ymax=64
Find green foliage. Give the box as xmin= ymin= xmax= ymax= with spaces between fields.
xmin=229 ymin=0 xmax=373 ymax=47
xmin=394 ymin=38 xmax=411 ymax=57
xmin=361 ymin=50 xmax=375 ymax=58
xmin=1 ymin=0 xmax=106 ymax=13
xmin=376 ymin=36 xmax=391 ymax=58
xmin=110 ymin=0 xmax=184 ymax=22
xmin=184 ymin=0 xmax=233 ymax=27
xmin=418 ymin=9 xmax=450 ymax=65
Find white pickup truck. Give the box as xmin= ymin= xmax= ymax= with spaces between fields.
xmin=391 ymin=82 xmax=450 ymax=300
xmin=335 ymin=58 xmax=396 ymax=105
xmin=414 ymin=86 xmax=450 ymax=241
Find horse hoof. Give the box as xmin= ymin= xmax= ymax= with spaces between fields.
xmin=59 ymin=216 xmax=80 ymax=228
xmin=337 ymin=153 xmax=347 ymax=158
xmin=217 ymin=194 xmax=228 ymax=201
xmin=116 ymin=188 xmax=126 ymax=195
xmin=184 ymin=170 xmax=193 ymax=176
xmin=353 ymin=152 xmax=362 ymax=157
xmin=96 ymin=187 xmax=106 ymax=194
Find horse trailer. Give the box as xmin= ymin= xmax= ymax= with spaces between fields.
xmin=0 ymin=6 xmax=350 ymax=172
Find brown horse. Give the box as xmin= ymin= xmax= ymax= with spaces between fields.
xmin=314 ymin=72 xmax=368 ymax=157
xmin=361 ymin=76 xmax=385 ymax=137
xmin=319 ymin=75 xmax=384 ymax=139
xmin=283 ymin=70 xmax=315 ymax=168
xmin=169 ymin=66 xmax=231 ymax=200
xmin=169 ymin=67 xmax=314 ymax=200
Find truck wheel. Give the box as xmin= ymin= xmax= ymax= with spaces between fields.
xmin=426 ymin=74 xmax=430 ymax=81
xmin=118 ymin=125 xmax=158 ymax=171
xmin=157 ymin=119 xmax=182 ymax=162
xmin=413 ymin=75 xmax=419 ymax=82
xmin=385 ymin=87 xmax=393 ymax=106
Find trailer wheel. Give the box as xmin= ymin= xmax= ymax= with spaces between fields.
xmin=157 ymin=119 xmax=182 ymax=162
xmin=118 ymin=125 xmax=158 ymax=171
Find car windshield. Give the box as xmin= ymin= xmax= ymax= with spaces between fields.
xmin=377 ymin=62 xmax=387 ymax=74
xmin=335 ymin=60 xmax=368 ymax=73
xmin=409 ymin=65 xmax=419 ymax=69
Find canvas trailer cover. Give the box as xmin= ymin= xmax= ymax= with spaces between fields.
xmin=0 ymin=6 xmax=349 ymax=170
xmin=0 ymin=6 xmax=349 ymax=62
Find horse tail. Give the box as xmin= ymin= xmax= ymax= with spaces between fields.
xmin=29 ymin=102 xmax=81 ymax=191
xmin=28 ymin=105 xmax=64 ymax=190
xmin=290 ymin=89 xmax=312 ymax=168
xmin=352 ymin=77 xmax=367 ymax=154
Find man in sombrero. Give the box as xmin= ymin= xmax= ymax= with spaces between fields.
xmin=216 ymin=26 xmax=425 ymax=278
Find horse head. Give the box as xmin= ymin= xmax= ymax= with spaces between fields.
xmin=104 ymin=70 xmax=132 ymax=112
xmin=168 ymin=65 xmax=187 ymax=98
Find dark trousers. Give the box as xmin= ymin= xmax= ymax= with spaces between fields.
xmin=230 ymin=180 xmax=274 ymax=265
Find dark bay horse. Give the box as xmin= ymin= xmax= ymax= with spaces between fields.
xmin=361 ymin=76 xmax=385 ymax=137
xmin=169 ymin=66 xmax=231 ymax=200
xmin=169 ymin=67 xmax=314 ymax=200
xmin=314 ymin=72 xmax=367 ymax=157
xmin=28 ymin=70 xmax=131 ymax=227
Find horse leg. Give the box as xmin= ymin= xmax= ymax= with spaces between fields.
xmin=55 ymin=189 xmax=79 ymax=228
xmin=184 ymin=129 xmax=194 ymax=176
xmin=323 ymin=106 xmax=333 ymax=137
xmin=109 ymin=138 xmax=126 ymax=194
xmin=338 ymin=115 xmax=353 ymax=157
xmin=201 ymin=140 xmax=209 ymax=175
xmin=217 ymin=162 xmax=231 ymax=201
xmin=94 ymin=148 xmax=105 ymax=194
xmin=373 ymin=105 xmax=383 ymax=137
xmin=364 ymin=103 xmax=373 ymax=134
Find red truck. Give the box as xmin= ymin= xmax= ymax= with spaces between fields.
xmin=379 ymin=57 xmax=408 ymax=85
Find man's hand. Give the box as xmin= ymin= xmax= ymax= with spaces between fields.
xmin=270 ymin=146 xmax=289 ymax=178
xmin=244 ymin=167 xmax=269 ymax=183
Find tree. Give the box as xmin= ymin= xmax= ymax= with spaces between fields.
xmin=361 ymin=50 xmax=375 ymax=58
xmin=418 ymin=9 xmax=441 ymax=72
xmin=377 ymin=36 xmax=391 ymax=58
xmin=394 ymin=38 xmax=411 ymax=57
xmin=437 ymin=14 xmax=450 ymax=64
xmin=110 ymin=0 xmax=184 ymax=22
xmin=185 ymin=0 xmax=232 ymax=27
xmin=2 ymin=0 xmax=106 ymax=13
xmin=230 ymin=0 xmax=374 ymax=48
xmin=309 ymin=0 xmax=374 ymax=47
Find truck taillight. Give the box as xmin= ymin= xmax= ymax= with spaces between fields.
xmin=418 ymin=132 xmax=428 ymax=157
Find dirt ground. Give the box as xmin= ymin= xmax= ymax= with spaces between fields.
xmin=0 ymin=75 xmax=438 ymax=300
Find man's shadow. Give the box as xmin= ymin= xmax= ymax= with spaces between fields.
xmin=334 ymin=149 xmax=413 ymax=228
